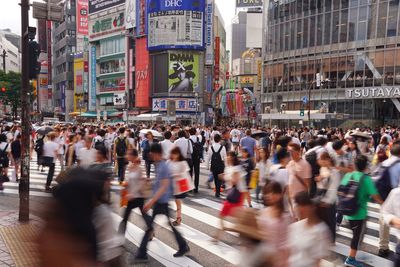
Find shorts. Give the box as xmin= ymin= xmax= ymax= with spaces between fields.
xmin=232 ymin=142 xmax=239 ymax=146
xmin=174 ymin=192 xmax=187 ymax=199
xmin=220 ymin=194 xmax=244 ymax=217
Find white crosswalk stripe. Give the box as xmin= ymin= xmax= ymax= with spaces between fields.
xmin=0 ymin=158 xmax=395 ymax=266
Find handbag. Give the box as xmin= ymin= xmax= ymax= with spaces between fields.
xmin=249 ymin=169 xmax=259 ymax=189
xmin=41 ymin=156 xmax=54 ymax=167
xmin=226 ymin=186 xmax=241 ymax=203
xmin=174 ymin=162 xmax=193 ymax=195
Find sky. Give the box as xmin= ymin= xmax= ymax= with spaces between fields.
xmin=0 ymin=0 xmax=237 ymax=36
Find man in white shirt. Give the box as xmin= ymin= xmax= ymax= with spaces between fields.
xmin=207 ymin=134 xmax=227 ymax=198
xmin=160 ymin=131 xmax=174 ymax=160
xmin=43 ymin=132 xmax=59 ymax=191
xmin=174 ymin=130 xmax=193 ymax=160
xmin=210 ymin=127 xmax=220 ymax=145
xmin=78 ymin=136 xmax=97 ymax=167
xmin=189 ymin=128 xmax=202 ymax=193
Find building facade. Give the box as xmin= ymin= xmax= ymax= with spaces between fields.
xmin=262 ymin=0 xmax=400 ymax=128
xmin=0 ymin=30 xmax=20 ymax=73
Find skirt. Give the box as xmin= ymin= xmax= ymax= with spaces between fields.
xmin=174 ymin=192 xmax=187 ymax=199
xmin=220 ymin=194 xmax=244 ymax=217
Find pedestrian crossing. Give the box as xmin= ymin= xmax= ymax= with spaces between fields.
xmin=1 ymin=159 xmax=395 ymax=267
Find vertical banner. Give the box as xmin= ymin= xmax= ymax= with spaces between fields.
xmin=214 ymin=36 xmax=220 ymax=83
xmin=135 ymin=38 xmax=150 ymax=108
xmin=47 ymin=21 xmax=52 ymax=90
xmin=60 ymin=81 xmax=66 ymax=113
xmin=205 ymin=0 xmax=214 ymax=65
xmin=136 ymin=0 xmax=146 ymax=36
xmin=77 ymin=0 xmax=89 ymax=35
xmin=90 ymin=45 xmax=97 ymax=111
xmin=37 ymin=19 xmax=47 ymax=52
xmin=125 ymin=0 xmax=136 ymax=29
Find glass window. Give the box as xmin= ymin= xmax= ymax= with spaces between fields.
xmin=325 ymin=0 xmax=332 ymax=12
xmin=332 ymin=11 xmax=340 ymax=43
xmin=297 ymin=19 xmax=302 ymax=49
xmin=333 ymin=0 xmax=340 ymax=10
xmin=340 ymin=9 xmax=349 ymax=43
xmin=316 ymin=14 xmax=323 ymax=45
xmin=350 ymin=0 xmax=359 ymax=7
xmin=290 ymin=20 xmax=296 ymax=50
xmin=303 ymin=18 xmax=309 ymax=48
xmin=309 ymin=16 xmax=316 ymax=47
xmin=377 ymin=2 xmax=388 ymax=38
xmin=324 ymin=12 xmax=331 ymax=45
xmin=387 ymin=2 xmax=398 ymax=37
xmin=348 ymin=8 xmax=357 ymax=42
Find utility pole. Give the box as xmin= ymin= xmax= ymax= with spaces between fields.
xmin=0 ymin=49 xmax=7 ymax=72
xmin=19 ymin=0 xmax=30 ymax=222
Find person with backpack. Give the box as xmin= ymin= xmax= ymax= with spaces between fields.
xmin=35 ymin=134 xmax=45 ymax=171
xmin=189 ymin=128 xmax=202 ymax=193
xmin=338 ymin=154 xmax=383 ymax=267
xmin=207 ymin=134 xmax=226 ymax=198
xmin=114 ymin=127 xmax=129 ymax=183
xmin=376 ymin=141 xmax=400 ymax=257
xmin=141 ymin=131 xmax=156 ymax=179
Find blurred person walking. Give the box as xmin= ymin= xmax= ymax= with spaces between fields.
xmin=114 ymin=127 xmax=129 ymax=182
xmin=207 ymin=134 xmax=227 ymax=198
xmin=141 ymin=131 xmax=155 ymax=179
xmin=10 ymin=134 xmax=21 ymax=181
xmin=0 ymin=133 xmax=10 ymax=180
xmin=134 ymin=144 xmax=189 ymax=263
xmin=78 ymin=136 xmax=97 ymax=168
xmin=42 ymin=132 xmax=59 ymax=192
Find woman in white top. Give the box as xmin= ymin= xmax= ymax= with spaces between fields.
xmin=168 ymin=146 xmax=192 ymax=226
xmin=119 ymin=149 xmax=152 ymax=234
xmin=160 ymin=131 xmax=174 ymax=160
xmin=0 ymin=133 xmax=11 ymax=179
xmin=213 ymin=151 xmax=246 ymax=242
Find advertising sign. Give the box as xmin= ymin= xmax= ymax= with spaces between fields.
xmin=90 ymin=45 xmax=97 ymax=110
xmin=205 ymin=0 xmax=214 ymax=65
xmin=37 ymin=19 xmax=47 ymax=52
xmin=136 ymin=0 xmax=147 ymax=36
xmin=89 ymin=0 xmax=125 ymax=14
xmin=47 ymin=21 xmax=52 ymax=87
xmin=114 ymin=93 xmax=126 ymax=105
xmin=135 ymin=38 xmax=150 ymax=107
xmin=89 ymin=12 xmax=125 ymax=40
xmin=153 ymin=98 xmax=197 ymax=112
xmin=168 ymin=51 xmax=199 ymax=93
xmin=60 ymin=81 xmax=66 ymax=113
xmin=125 ymin=0 xmax=136 ymax=29
xmin=147 ymin=0 xmax=205 ymax=51
xmin=236 ymin=0 xmax=263 ymax=8
xmin=74 ymin=54 xmax=86 ymax=112
xmin=346 ymin=87 xmax=400 ymax=99
xmin=77 ymin=0 xmax=89 ymax=35
xmin=99 ymin=77 xmax=125 ymax=92
xmin=214 ymin=36 xmax=220 ymax=82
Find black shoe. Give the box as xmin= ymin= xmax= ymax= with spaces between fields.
xmin=134 ymin=255 xmax=149 ymax=263
xmin=215 ymin=194 xmax=220 ymax=198
xmin=378 ymin=249 xmax=391 ymax=258
xmin=173 ymin=245 xmax=190 ymax=257
xmin=194 ymin=189 xmax=198 ymax=193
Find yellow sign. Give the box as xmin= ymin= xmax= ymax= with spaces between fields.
xmin=32 ymin=80 xmax=37 ymax=97
xmin=73 ymin=56 xmax=86 ymax=112
xmin=240 ymin=76 xmax=254 ymax=84
xmin=257 ymin=60 xmax=262 ymax=85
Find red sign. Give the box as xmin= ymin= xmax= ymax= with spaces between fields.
xmin=77 ymin=0 xmax=89 ymax=35
xmin=84 ymin=61 xmax=89 ymax=72
xmin=226 ymin=72 xmax=230 ymax=80
xmin=135 ymin=38 xmax=150 ymax=108
xmin=99 ymin=78 xmax=125 ymax=92
xmin=214 ymin=36 xmax=220 ymax=82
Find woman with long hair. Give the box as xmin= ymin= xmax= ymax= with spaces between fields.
xmin=168 ymin=146 xmax=192 ymax=226
xmin=255 ymin=147 xmax=271 ymax=201
xmin=213 ymin=151 xmax=246 ymax=242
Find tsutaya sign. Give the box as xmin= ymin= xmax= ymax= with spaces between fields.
xmin=346 ymin=87 xmax=400 ymax=98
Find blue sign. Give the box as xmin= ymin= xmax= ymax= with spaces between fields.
xmin=60 ymin=81 xmax=66 ymax=113
xmin=90 ymin=45 xmax=97 ymax=111
xmin=147 ymin=0 xmax=205 ymax=51
xmin=302 ymin=96 xmax=308 ymax=104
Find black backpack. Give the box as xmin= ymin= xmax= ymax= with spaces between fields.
xmin=115 ymin=137 xmax=128 ymax=157
xmin=0 ymin=143 xmax=9 ymax=167
xmin=34 ymin=137 xmax=44 ymax=156
xmin=94 ymin=138 xmax=106 ymax=151
xmin=304 ymin=150 xmax=319 ymax=197
xmin=375 ymin=160 xmax=400 ymax=200
xmin=337 ymin=174 xmax=365 ymax=216
xmin=210 ymin=146 xmax=225 ymax=174
xmin=190 ymin=137 xmax=203 ymax=160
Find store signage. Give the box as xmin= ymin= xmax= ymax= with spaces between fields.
xmin=236 ymin=0 xmax=263 ymax=8
xmin=135 ymin=38 xmax=150 ymax=107
xmin=77 ymin=0 xmax=89 ymax=35
xmin=47 ymin=21 xmax=52 ymax=87
xmin=89 ymin=12 xmax=125 ymax=40
xmin=240 ymin=76 xmax=254 ymax=84
xmin=205 ymin=0 xmax=214 ymax=65
xmin=136 ymin=0 xmax=147 ymax=36
xmin=99 ymin=77 xmax=126 ymax=92
xmin=214 ymin=36 xmax=220 ymax=81
xmin=90 ymin=45 xmax=97 ymax=110
xmin=125 ymin=0 xmax=136 ymax=29
xmin=114 ymin=93 xmax=126 ymax=105
xmin=346 ymin=88 xmax=400 ymax=99
xmin=89 ymin=0 xmax=125 ymax=14
xmin=152 ymin=98 xmax=197 ymax=112
xmin=147 ymin=0 xmax=205 ymax=51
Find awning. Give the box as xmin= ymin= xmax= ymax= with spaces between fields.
xmin=79 ymin=111 xmax=97 ymax=118
xmin=130 ymin=113 xmax=161 ymax=121
xmin=69 ymin=112 xmax=81 ymax=116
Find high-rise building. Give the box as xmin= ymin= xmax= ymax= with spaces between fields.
xmin=0 ymin=29 xmax=20 ymax=73
xmin=262 ymin=0 xmax=400 ymax=128
xmin=52 ymin=0 xmax=78 ymax=120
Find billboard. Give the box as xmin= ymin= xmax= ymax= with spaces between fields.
xmin=214 ymin=36 xmax=220 ymax=82
xmin=136 ymin=0 xmax=147 ymax=36
xmin=236 ymin=0 xmax=263 ymax=8
xmin=168 ymin=51 xmax=199 ymax=93
xmin=152 ymin=97 xmax=197 ymax=113
xmin=125 ymin=0 xmax=136 ymax=29
xmin=60 ymin=81 xmax=66 ymax=113
xmin=89 ymin=0 xmax=125 ymax=14
xmin=74 ymin=54 xmax=86 ymax=112
xmin=114 ymin=93 xmax=126 ymax=105
xmin=147 ymin=0 xmax=205 ymax=51
xmin=89 ymin=12 xmax=125 ymax=40
xmin=77 ymin=0 xmax=89 ymax=35
xmin=47 ymin=21 xmax=52 ymax=88
xmin=37 ymin=19 xmax=47 ymax=52
xmin=135 ymin=38 xmax=150 ymax=108
xmin=205 ymin=0 xmax=214 ymax=65
xmin=246 ymin=12 xmax=262 ymax=48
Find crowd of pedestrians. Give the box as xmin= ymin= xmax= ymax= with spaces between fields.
xmin=4 ymin=122 xmax=400 ymax=266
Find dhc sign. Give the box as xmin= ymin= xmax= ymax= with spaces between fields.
xmin=164 ymin=0 xmax=183 ymax=7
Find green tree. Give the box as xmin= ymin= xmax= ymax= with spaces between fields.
xmin=0 ymin=71 xmax=33 ymax=119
